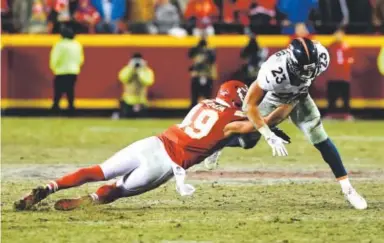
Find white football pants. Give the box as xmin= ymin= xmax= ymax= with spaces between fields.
xmin=99 ymin=136 xmax=175 ymax=197
xmin=259 ymin=94 xmax=328 ymax=144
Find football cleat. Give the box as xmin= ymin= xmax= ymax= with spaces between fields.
xmin=14 ymin=186 xmax=50 ymax=211
xmin=54 ymin=195 xmax=94 ymax=211
xmin=343 ymin=187 xmax=367 ymax=210
xmin=204 ymin=151 xmax=222 ymax=170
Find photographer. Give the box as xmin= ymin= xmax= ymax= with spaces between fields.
xmin=118 ymin=53 xmax=154 ymax=118
xmin=233 ymin=35 xmax=268 ymax=86
xmin=232 ymin=55 xmax=261 ymax=87
xmin=188 ymin=38 xmax=217 ymax=107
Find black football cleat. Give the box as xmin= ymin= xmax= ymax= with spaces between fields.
xmin=14 ymin=186 xmax=50 ymax=211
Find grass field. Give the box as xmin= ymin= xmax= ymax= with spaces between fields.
xmin=1 ymin=117 xmax=384 ymax=243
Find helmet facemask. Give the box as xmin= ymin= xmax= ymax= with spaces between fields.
xmin=287 ymin=51 xmax=317 ymax=80
xmin=233 ymin=86 xmax=248 ymax=108
xmin=216 ymin=81 xmax=249 ymax=109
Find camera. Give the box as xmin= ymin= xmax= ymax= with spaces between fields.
xmin=131 ymin=58 xmax=143 ymax=68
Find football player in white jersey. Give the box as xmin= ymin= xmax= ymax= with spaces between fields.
xmin=206 ymin=37 xmax=367 ymax=210
xmin=246 ymin=37 xmax=367 ymax=209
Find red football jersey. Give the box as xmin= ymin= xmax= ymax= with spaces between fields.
xmin=327 ymin=41 xmax=354 ymax=81
xmin=158 ymin=99 xmax=246 ymax=169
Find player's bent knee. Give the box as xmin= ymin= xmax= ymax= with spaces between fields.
xmin=116 ymin=170 xmax=152 ymax=196
xmin=303 ymin=116 xmax=328 ymax=144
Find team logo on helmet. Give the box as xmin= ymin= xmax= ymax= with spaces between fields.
xmin=219 ymin=90 xmax=229 ymax=97
xmin=237 ymin=86 xmax=248 ymax=101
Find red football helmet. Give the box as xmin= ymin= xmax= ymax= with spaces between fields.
xmin=216 ymin=80 xmax=248 ymax=108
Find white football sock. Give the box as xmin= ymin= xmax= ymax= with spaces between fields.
xmin=339 ymin=177 xmax=352 ymax=192
xmin=46 ymin=181 xmax=58 ymax=193
xmin=90 ymin=193 xmax=99 ymax=202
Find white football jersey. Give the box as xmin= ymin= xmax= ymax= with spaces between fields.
xmin=256 ymin=42 xmax=330 ymax=103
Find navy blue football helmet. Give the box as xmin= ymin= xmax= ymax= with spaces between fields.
xmin=287 ymin=37 xmax=319 ymax=80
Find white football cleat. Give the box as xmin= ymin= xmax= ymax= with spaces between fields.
xmin=343 ymin=187 xmax=367 ymax=210
xmin=176 ymin=184 xmax=196 ymax=196
xmin=204 ymin=151 xmax=222 ymax=170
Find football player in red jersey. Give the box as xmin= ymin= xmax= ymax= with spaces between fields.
xmin=14 ymin=80 xmax=289 ymax=211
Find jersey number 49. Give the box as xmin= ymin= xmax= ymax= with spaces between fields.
xmin=178 ymin=105 xmax=219 ymax=139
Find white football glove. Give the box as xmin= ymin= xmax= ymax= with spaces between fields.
xmin=265 ymin=133 xmax=289 ymax=156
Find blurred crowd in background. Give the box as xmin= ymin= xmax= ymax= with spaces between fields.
xmin=2 ymin=0 xmax=383 ymax=120
xmin=46 ymin=23 xmax=271 ymax=117
xmin=1 ymin=0 xmax=383 ymax=36
xmin=48 ymin=24 xmax=372 ymax=121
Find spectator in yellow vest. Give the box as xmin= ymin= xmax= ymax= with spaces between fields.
xmin=50 ymin=24 xmax=84 ymax=114
xmin=118 ymin=53 xmax=154 ymax=118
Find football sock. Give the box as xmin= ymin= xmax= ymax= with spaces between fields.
xmin=92 ymin=183 xmax=123 ymax=204
xmin=314 ymin=138 xmax=347 ymax=178
xmin=47 ymin=165 xmax=105 ymax=193
xmin=338 ymin=177 xmax=353 ymax=193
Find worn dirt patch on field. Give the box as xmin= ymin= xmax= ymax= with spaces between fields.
xmin=188 ymin=170 xmax=384 ymax=180
xmin=1 ymin=164 xmax=382 ymax=183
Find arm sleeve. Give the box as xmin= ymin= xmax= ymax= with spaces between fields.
xmin=49 ymin=43 xmax=60 ymax=73
xmin=138 ymin=67 xmax=155 ymax=86
xmin=118 ymin=65 xmax=134 ymax=83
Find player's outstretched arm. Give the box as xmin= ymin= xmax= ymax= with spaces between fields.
xmin=243 ymin=81 xmax=288 ymax=156
xmin=223 ymin=121 xmax=254 ymax=137
xmin=243 ymin=82 xmax=266 ymax=129
xmin=223 ymin=103 xmax=293 ymax=137
xmin=264 ymin=103 xmax=294 ymax=126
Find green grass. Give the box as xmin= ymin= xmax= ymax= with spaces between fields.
xmin=1 ymin=118 xmax=384 ymax=243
